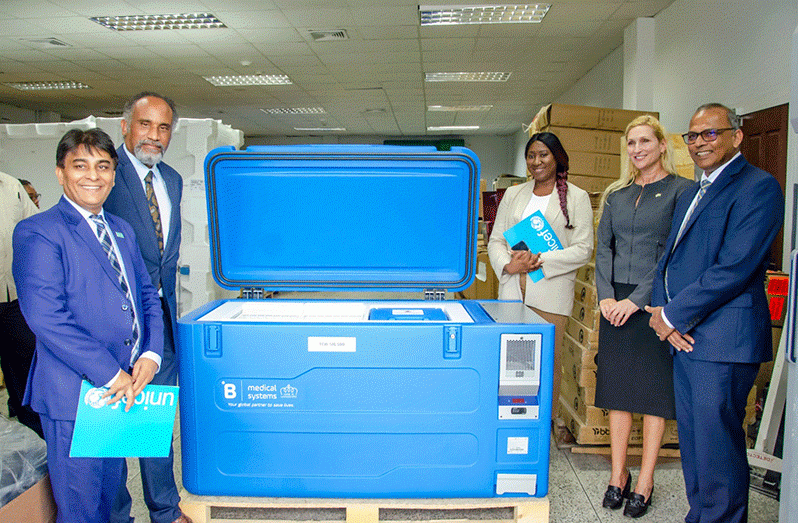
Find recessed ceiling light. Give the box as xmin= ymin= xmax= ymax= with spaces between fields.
xmin=419 ymin=4 xmax=551 ymax=25
xmin=428 ymin=105 xmax=493 ymax=112
xmin=4 ymin=81 xmax=91 ymax=91
xmin=427 ymin=125 xmax=480 ymax=131
xmin=203 ymin=75 xmax=292 ymax=87
xmin=294 ymin=127 xmax=346 ymax=132
xmin=425 ymin=72 xmax=511 ymax=82
xmin=261 ymin=107 xmax=326 ymax=115
xmin=90 ymin=13 xmax=226 ymax=31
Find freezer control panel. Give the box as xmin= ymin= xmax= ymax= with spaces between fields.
xmin=498 ymin=333 xmax=542 ymax=420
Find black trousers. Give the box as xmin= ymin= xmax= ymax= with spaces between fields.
xmin=0 ymin=299 xmax=43 ymax=437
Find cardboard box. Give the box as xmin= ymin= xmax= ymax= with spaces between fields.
xmin=459 ymin=250 xmax=498 ymax=300
xmin=528 ymin=104 xmax=659 ymax=133
xmin=563 ymin=332 xmax=597 ymax=370
xmin=0 ymin=475 xmax=56 ymax=523
xmin=573 ymin=279 xmax=598 ymax=308
xmin=566 ymin=317 xmax=599 ymax=349
xmin=668 ymin=133 xmax=696 ymax=180
xmin=559 ymin=370 xmax=596 ymax=419
xmin=562 ymin=337 xmax=597 ymax=388
xmin=541 ymin=126 xmax=624 ymax=155
xmin=567 ymin=151 xmax=622 ymax=179
xmin=567 ymin=174 xmax=616 ymax=196
xmin=576 ymin=262 xmax=596 ymax=286
xmin=558 ymin=397 xmax=679 ymax=446
xmin=571 ymin=300 xmax=600 ymax=330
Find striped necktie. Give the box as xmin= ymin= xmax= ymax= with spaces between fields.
xmin=665 ymin=178 xmax=712 ymax=301
xmin=144 ymin=171 xmax=164 ymax=255
xmin=89 ymin=214 xmax=141 ymax=365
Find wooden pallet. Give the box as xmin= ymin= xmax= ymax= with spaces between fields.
xmin=179 ymin=491 xmax=549 ymax=523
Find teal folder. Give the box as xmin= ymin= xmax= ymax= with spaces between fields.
xmin=70 ymin=380 xmax=179 ymax=458
xmin=503 ymin=210 xmax=563 ymax=283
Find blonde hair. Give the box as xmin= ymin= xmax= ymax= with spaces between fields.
xmin=597 ymin=115 xmax=677 ymax=216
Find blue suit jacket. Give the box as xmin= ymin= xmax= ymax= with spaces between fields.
xmin=652 ymin=154 xmax=783 ymax=363
xmin=12 ymin=197 xmax=164 ymax=420
xmin=105 ymin=146 xmax=182 ymax=340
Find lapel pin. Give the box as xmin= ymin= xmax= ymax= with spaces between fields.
xmin=115 ymin=231 xmax=124 ymax=238
xmin=655 ymin=193 xmax=662 ymax=197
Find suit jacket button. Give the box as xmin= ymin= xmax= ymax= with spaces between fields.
xmin=124 ymin=339 xmax=132 ymax=346
xmin=122 ymin=304 xmax=129 ymax=311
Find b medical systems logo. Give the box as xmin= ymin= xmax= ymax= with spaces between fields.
xmin=84 ymin=387 xmax=109 ymax=408
xmin=280 ymin=384 xmax=298 ymax=398
xmin=222 ymin=381 xmax=238 ymax=400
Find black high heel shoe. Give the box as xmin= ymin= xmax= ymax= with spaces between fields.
xmin=602 ymin=471 xmax=631 ymax=509
xmin=624 ymin=486 xmax=653 ymax=518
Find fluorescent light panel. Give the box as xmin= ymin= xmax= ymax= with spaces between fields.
xmin=419 ymin=4 xmax=551 ymax=25
xmin=427 ymin=125 xmax=480 ymax=131
xmin=294 ymin=127 xmax=346 ymax=132
xmin=428 ymin=104 xmax=493 ymax=112
xmin=262 ymin=107 xmax=326 ymax=115
xmin=4 ymin=81 xmax=91 ymax=91
xmin=204 ymin=75 xmax=292 ymax=87
xmin=425 ymin=72 xmax=511 ymax=82
xmin=90 ymin=13 xmax=225 ymax=31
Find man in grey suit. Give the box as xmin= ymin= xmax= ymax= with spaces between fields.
xmin=104 ymin=92 xmax=190 ymax=523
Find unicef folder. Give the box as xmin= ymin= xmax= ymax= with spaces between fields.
xmin=503 ymin=210 xmax=562 ymax=282
xmin=70 ymin=381 xmax=179 ymax=458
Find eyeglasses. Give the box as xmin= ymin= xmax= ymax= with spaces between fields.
xmin=681 ymin=128 xmax=735 ymax=144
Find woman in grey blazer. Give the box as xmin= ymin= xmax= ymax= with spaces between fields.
xmin=594 ymin=115 xmax=693 ymax=517
xmin=488 ymin=132 xmax=594 ymax=419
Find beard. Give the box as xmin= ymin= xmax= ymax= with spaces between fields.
xmin=133 ymin=139 xmax=165 ymax=166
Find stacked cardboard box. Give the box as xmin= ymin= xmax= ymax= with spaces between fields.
xmin=559 ymin=260 xmax=757 ymax=447
xmin=527 ymin=104 xmax=660 ymax=209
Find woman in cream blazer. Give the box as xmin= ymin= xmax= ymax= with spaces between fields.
xmin=488 ymin=132 xmax=594 ymax=417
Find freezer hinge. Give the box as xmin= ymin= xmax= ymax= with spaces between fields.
xmin=424 ymin=289 xmax=446 ymax=300
xmin=239 ymin=287 xmax=266 ymax=300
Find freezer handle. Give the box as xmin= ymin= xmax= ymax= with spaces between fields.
xmin=787 ymin=250 xmax=798 ymax=363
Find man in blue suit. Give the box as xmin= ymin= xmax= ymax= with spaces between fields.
xmin=13 ymin=128 xmax=164 ymax=523
xmin=103 ymin=92 xmax=189 ymax=523
xmin=646 ymin=103 xmax=783 ymax=523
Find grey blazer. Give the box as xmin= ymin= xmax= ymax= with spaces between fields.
xmin=595 ymin=174 xmax=693 ymax=308
xmin=488 ymin=180 xmax=594 ymax=315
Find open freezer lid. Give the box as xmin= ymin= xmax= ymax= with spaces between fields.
xmin=204 ymin=144 xmax=480 ymax=291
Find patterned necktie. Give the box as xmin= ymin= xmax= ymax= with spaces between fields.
xmin=144 ymin=171 xmax=164 ymax=255
xmin=666 ymin=178 xmax=712 ymax=301
xmin=89 ymin=214 xmax=141 ymax=365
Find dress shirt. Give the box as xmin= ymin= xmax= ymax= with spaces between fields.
xmin=662 ymin=152 xmax=742 ymax=329
xmin=63 ymin=196 xmax=161 ymax=385
xmin=0 ymin=171 xmax=38 ymax=302
xmin=122 ymin=146 xmax=172 ymax=248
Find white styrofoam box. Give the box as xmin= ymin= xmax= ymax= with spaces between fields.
xmin=1 ymin=116 xmax=243 ymax=315
xmin=0 ymin=116 xmax=98 ymax=211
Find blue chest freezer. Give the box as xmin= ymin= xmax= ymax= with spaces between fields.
xmin=177 ymin=145 xmax=554 ymax=498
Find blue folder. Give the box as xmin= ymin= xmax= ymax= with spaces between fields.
xmin=503 ymin=210 xmax=563 ymax=283
xmin=70 ymin=381 xmax=179 ymax=458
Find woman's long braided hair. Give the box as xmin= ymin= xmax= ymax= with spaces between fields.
xmin=526 ymin=132 xmax=573 ymax=229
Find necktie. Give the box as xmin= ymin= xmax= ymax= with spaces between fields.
xmin=144 ymin=171 xmax=164 ymax=255
xmin=89 ymin=214 xmax=141 ymax=365
xmin=665 ymin=178 xmax=712 ymax=301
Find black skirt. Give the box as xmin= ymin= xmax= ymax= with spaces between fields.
xmin=594 ymin=282 xmax=676 ymax=419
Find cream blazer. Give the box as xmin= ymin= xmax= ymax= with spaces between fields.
xmin=487 ymin=180 xmax=594 ymax=315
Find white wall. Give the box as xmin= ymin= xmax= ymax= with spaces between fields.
xmin=246 ymin=134 xmax=516 ymax=189
xmin=515 ymin=0 xmax=798 ymax=267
